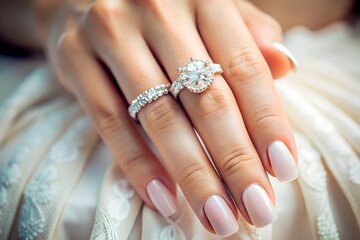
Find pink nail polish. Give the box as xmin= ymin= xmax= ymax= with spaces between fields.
xmin=146 ymin=179 xmax=178 ymax=218
xmin=268 ymin=141 xmax=298 ymax=182
xmin=204 ymin=195 xmax=239 ymax=237
xmin=242 ymin=185 xmax=277 ymax=228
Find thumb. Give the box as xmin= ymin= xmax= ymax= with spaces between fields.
xmin=236 ymin=1 xmax=298 ymax=79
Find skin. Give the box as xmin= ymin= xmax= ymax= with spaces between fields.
xmin=0 ymin=0 xmax=354 ymax=235
xmin=46 ymin=0 xmax=296 ymax=232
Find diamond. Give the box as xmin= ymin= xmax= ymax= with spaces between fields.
xmin=170 ymin=58 xmax=223 ymax=98
xmin=147 ymin=89 xmax=157 ymax=99
xmin=128 ymin=84 xmax=171 ymax=120
xmin=180 ymin=59 xmax=215 ymax=93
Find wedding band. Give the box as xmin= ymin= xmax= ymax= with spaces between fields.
xmin=128 ymin=83 xmax=171 ymax=119
xmin=170 ymin=58 xmax=223 ymax=98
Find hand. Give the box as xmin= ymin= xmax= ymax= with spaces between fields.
xmin=44 ymin=0 xmax=298 ymax=236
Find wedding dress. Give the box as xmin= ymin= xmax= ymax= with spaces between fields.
xmin=0 ymin=23 xmax=359 ymax=240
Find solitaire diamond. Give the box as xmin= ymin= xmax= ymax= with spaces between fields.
xmin=170 ymin=58 xmax=223 ymax=98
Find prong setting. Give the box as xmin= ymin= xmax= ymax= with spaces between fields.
xmin=170 ymin=58 xmax=223 ymax=98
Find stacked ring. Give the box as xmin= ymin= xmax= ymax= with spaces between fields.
xmin=128 ymin=83 xmax=171 ymax=120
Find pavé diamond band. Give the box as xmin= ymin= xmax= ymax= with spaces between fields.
xmin=128 ymin=83 xmax=171 ymax=120
xmin=170 ymin=58 xmax=223 ymax=98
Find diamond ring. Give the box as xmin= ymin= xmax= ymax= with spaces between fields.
xmin=170 ymin=58 xmax=223 ymax=98
xmin=128 ymin=83 xmax=171 ymax=120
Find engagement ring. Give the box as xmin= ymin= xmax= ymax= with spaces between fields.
xmin=170 ymin=58 xmax=223 ymax=98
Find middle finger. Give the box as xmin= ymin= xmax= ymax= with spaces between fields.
xmin=142 ymin=1 xmax=277 ymax=227
xmin=84 ymin=3 xmax=240 ymax=235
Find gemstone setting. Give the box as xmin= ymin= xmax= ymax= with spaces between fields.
xmin=170 ymin=58 xmax=223 ymax=98
xmin=128 ymin=84 xmax=171 ymax=120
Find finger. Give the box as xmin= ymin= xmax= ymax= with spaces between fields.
xmin=235 ymin=1 xmax=298 ymax=79
xmin=83 ymin=2 xmax=240 ymax=236
xmin=142 ymin=1 xmax=276 ymax=227
xmin=197 ymin=1 xmax=298 ymax=183
xmin=54 ymin=28 xmax=178 ymax=218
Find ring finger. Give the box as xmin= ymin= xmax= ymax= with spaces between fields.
xmin=141 ymin=1 xmax=277 ymax=227
xmin=83 ymin=3 xmax=241 ymax=236
xmin=52 ymin=28 xmax=177 ymax=218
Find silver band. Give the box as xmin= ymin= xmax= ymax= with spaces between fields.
xmin=128 ymin=83 xmax=171 ymax=119
xmin=170 ymin=58 xmax=223 ymax=98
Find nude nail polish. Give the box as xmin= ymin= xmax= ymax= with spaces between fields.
xmin=146 ymin=179 xmax=178 ymax=218
xmin=242 ymin=184 xmax=277 ymax=228
xmin=268 ymin=141 xmax=298 ymax=182
xmin=204 ymin=195 xmax=239 ymax=237
xmin=272 ymin=42 xmax=299 ymax=72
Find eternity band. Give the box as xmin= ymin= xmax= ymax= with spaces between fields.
xmin=128 ymin=83 xmax=171 ymax=119
xmin=170 ymin=58 xmax=223 ymax=98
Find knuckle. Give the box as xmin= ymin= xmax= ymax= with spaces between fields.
xmin=85 ymin=1 xmax=122 ymax=39
xmin=226 ymin=49 xmax=267 ymax=83
xmin=136 ymin=0 xmax=174 ymax=25
xmin=94 ymin=104 xmax=128 ymax=136
xmin=143 ymin=97 xmax=180 ymax=137
xmin=121 ymin=151 xmax=148 ymax=171
xmin=180 ymin=162 xmax=209 ymax=187
xmin=196 ymin=83 xmax=231 ymax=119
xmin=87 ymin=1 xmax=122 ymax=20
xmin=220 ymin=145 xmax=257 ymax=178
xmin=252 ymin=104 xmax=282 ymax=131
xmin=137 ymin=0 xmax=167 ymax=17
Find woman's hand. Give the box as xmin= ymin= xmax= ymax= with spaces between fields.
xmin=44 ymin=0 xmax=298 ymax=236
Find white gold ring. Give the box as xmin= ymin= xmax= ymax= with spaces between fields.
xmin=128 ymin=83 xmax=171 ymax=119
xmin=170 ymin=58 xmax=223 ymax=98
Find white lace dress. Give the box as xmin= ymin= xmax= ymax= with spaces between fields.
xmin=0 ymin=23 xmax=359 ymax=240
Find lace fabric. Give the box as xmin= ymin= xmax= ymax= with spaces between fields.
xmin=0 ymin=23 xmax=359 ymax=239
xmin=0 ymin=67 xmax=62 ymax=147
xmin=295 ymin=133 xmax=339 ymax=240
xmin=91 ymin=162 xmax=142 ymax=240
xmin=15 ymin=115 xmax=98 ymax=240
xmin=0 ymin=103 xmax=80 ymax=239
xmin=278 ymin=82 xmax=360 ymax=228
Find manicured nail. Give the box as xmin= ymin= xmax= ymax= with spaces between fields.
xmin=146 ymin=179 xmax=178 ymax=218
xmin=268 ymin=141 xmax=298 ymax=182
xmin=204 ymin=195 xmax=239 ymax=237
xmin=242 ymin=184 xmax=277 ymax=228
xmin=272 ymin=42 xmax=299 ymax=72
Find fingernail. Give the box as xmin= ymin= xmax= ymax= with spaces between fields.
xmin=204 ymin=195 xmax=239 ymax=237
xmin=146 ymin=179 xmax=178 ymax=218
xmin=268 ymin=141 xmax=298 ymax=182
xmin=242 ymin=184 xmax=277 ymax=227
xmin=272 ymin=42 xmax=299 ymax=72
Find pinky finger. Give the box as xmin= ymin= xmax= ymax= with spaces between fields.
xmin=54 ymin=29 xmax=178 ymax=218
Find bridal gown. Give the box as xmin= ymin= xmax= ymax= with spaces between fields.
xmin=0 ymin=23 xmax=359 ymax=240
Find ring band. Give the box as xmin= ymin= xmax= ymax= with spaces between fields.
xmin=128 ymin=83 xmax=171 ymax=119
xmin=170 ymin=58 xmax=223 ymax=98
